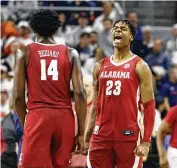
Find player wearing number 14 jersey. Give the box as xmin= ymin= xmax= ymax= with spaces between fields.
xmin=14 ymin=10 xmax=87 ymax=168
xmin=85 ymin=20 xmax=156 ymax=168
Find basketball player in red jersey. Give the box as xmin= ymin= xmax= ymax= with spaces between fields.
xmin=13 ymin=9 xmax=87 ymax=168
xmin=157 ymin=105 xmax=177 ymax=168
xmin=84 ymin=20 xmax=155 ymax=168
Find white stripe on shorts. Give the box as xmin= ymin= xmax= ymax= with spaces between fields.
xmin=167 ymin=146 xmax=177 ymax=168
xmin=87 ymin=151 xmax=92 ymax=168
xmin=132 ymin=133 xmax=141 ymax=168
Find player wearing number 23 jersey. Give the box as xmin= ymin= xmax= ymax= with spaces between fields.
xmin=85 ymin=20 xmax=155 ymax=168
xmin=14 ymin=10 xmax=87 ymax=168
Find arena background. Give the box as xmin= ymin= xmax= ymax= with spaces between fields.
xmin=1 ymin=1 xmax=177 ymax=168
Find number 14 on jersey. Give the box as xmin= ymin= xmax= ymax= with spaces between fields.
xmin=41 ymin=59 xmax=59 ymax=80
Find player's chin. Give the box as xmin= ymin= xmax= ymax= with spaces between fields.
xmin=113 ymin=42 xmax=123 ymax=48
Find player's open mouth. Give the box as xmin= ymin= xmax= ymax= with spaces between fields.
xmin=114 ymin=36 xmax=122 ymax=40
xmin=114 ymin=35 xmax=122 ymax=43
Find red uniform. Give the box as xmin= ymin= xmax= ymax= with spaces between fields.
xmin=164 ymin=106 xmax=177 ymax=148
xmin=88 ymin=55 xmax=143 ymax=168
xmin=19 ymin=42 xmax=75 ymax=168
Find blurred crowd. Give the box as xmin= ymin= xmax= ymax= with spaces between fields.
xmin=1 ymin=0 xmax=177 ymax=167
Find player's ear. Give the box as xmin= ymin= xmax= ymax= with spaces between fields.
xmin=130 ymin=35 xmax=134 ymax=41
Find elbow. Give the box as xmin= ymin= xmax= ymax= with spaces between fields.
xmin=74 ymin=89 xmax=87 ymax=100
xmin=13 ymin=91 xmax=24 ymax=105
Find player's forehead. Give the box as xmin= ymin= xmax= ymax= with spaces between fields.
xmin=113 ymin=21 xmax=129 ymax=29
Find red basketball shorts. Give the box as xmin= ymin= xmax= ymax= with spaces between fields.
xmin=19 ymin=108 xmax=75 ymax=168
xmin=87 ymin=140 xmax=143 ymax=168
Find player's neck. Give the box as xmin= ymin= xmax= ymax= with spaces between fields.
xmin=113 ymin=47 xmax=133 ymax=61
xmin=37 ymin=36 xmax=55 ymax=44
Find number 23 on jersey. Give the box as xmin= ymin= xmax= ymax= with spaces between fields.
xmin=106 ymin=80 xmax=122 ymax=96
xmin=40 ymin=59 xmax=59 ymax=80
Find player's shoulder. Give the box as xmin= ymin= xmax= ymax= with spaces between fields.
xmin=17 ymin=45 xmax=29 ymax=59
xmin=169 ymin=106 xmax=177 ymax=114
xmin=136 ymin=57 xmax=150 ymax=71
xmin=135 ymin=57 xmax=152 ymax=78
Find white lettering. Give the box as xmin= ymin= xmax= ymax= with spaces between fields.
xmin=113 ymin=71 xmax=117 ymax=78
xmin=126 ymin=72 xmax=130 ymax=79
xmin=100 ymin=71 xmax=130 ymax=79
xmin=108 ymin=71 xmax=112 ymax=78
xmin=120 ymin=72 xmax=126 ymax=78
xmin=38 ymin=50 xmax=59 ymax=58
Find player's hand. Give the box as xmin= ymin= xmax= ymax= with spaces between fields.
xmin=134 ymin=142 xmax=150 ymax=157
xmin=159 ymin=156 xmax=169 ymax=168
xmin=73 ymin=134 xmax=85 ymax=154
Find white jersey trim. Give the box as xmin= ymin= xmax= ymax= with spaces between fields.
xmin=110 ymin=55 xmax=137 ymax=66
xmin=87 ymin=151 xmax=92 ymax=168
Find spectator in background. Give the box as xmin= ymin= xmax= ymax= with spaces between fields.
xmin=1 ymin=97 xmax=22 ymax=168
xmin=1 ymin=64 xmax=13 ymax=96
xmin=89 ymin=31 xmax=99 ymax=53
xmin=2 ymin=19 xmax=17 ymax=58
xmin=132 ymin=25 xmax=153 ymax=59
xmin=84 ymin=48 xmax=105 ymax=75
xmin=145 ymin=39 xmax=171 ymax=70
xmin=142 ymin=25 xmax=154 ymax=49
xmin=71 ymin=12 xmax=92 ymax=46
xmin=127 ymin=11 xmax=143 ymax=41
xmin=7 ymin=0 xmax=38 ymax=22
xmin=67 ymin=0 xmax=90 ymax=25
xmin=1 ymin=88 xmax=9 ymax=122
xmin=56 ymin=13 xmax=72 ymax=45
xmin=160 ymin=67 xmax=177 ymax=112
xmin=98 ymin=18 xmax=114 ymax=57
xmin=166 ymin=23 xmax=177 ymax=57
xmin=83 ymin=74 xmax=94 ymax=113
xmin=93 ymin=1 xmax=123 ymax=32
xmin=5 ymin=41 xmax=19 ymax=70
xmin=76 ymin=32 xmax=92 ymax=66
xmin=17 ymin=21 xmax=33 ymax=45
xmin=157 ymin=106 xmax=177 ymax=168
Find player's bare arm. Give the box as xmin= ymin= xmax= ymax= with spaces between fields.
xmin=70 ymin=48 xmax=87 ymax=152
xmin=84 ymin=60 xmax=103 ymax=152
xmin=164 ymin=97 xmax=171 ymax=112
xmin=13 ymin=46 xmax=28 ymax=127
xmin=135 ymin=60 xmax=155 ymax=157
xmin=157 ymin=121 xmax=171 ymax=168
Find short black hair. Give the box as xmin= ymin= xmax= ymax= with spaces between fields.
xmin=29 ymin=9 xmax=61 ymax=37
xmin=91 ymin=31 xmax=98 ymax=35
xmin=127 ymin=11 xmax=137 ymax=18
xmin=80 ymin=32 xmax=90 ymax=38
xmin=113 ymin=20 xmax=136 ymax=41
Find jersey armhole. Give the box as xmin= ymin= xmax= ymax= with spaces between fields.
xmin=26 ymin=44 xmax=31 ymax=68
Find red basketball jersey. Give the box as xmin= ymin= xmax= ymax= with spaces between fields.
xmin=26 ymin=42 xmax=72 ymax=110
xmin=92 ymin=55 xmax=142 ymax=142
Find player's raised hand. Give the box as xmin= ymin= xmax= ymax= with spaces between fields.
xmin=159 ymin=156 xmax=169 ymax=168
xmin=73 ymin=135 xmax=85 ymax=154
xmin=134 ymin=142 xmax=150 ymax=157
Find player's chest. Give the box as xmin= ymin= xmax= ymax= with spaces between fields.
xmin=99 ymin=65 xmax=135 ymax=83
xmin=98 ymin=66 xmax=136 ymax=96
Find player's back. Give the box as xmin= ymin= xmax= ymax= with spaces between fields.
xmin=26 ymin=42 xmax=72 ymax=110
